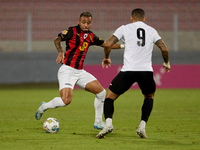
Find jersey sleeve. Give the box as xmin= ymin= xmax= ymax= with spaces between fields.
xmin=91 ymin=33 xmax=104 ymax=46
xmin=152 ymin=28 xmax=161 ymax=43
xmin=58 ymin=28 xmax=73 ymax=41
xmin=113 ymin=25 xmax=125 ymax=40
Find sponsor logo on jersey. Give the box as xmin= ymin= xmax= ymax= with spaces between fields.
xmin=79 ymin=42 xmax=89 ymax=51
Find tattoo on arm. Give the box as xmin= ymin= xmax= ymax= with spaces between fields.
xmin=54 ymin=37 xmax=63 ymax=53
xmin=155 ymin=39 xmax=167 ymax=51
xmin=155 ymin=39 xmax=169 ymax=62
xmin=104 ymin=35 xmax=119 ymax=58
xmin=107 ymin=35 xmax=119 ymax=46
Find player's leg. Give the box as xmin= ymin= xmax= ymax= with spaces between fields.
xmin=96 ymin=71 xmax=133 ymax=138
xmin=137 ymin=71 xmax=156 ymax=138
xmin=76 ymin=70 xmax=106 ymax=129
xmin=35 ymin=65 xmax=77 ymax=120
xmin=104 ymin=71 xmax=133 ymax=125
xmin=43 ymin=87 xmax=73 ymax=109
xmin=85 ymin=80 xmax=106 ymax=129
xmin=96 ymin=89 xmax=118 ymax=138
xmin=141 ymin=92 xmax=155 ymax=125
xmin=136 ymin=92 xmax=154 ymax=138
xmin=103 ymin=89 xmax=119 ymax=125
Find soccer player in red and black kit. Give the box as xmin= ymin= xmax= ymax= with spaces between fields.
xmin=35 ymin=12 xmax=124 ymax=129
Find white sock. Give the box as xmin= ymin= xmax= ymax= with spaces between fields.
xmin=94 ymin=89 xmax=106 ymax=124
xmin=139 ymin=120 xmax=146 ymax=129
xmin=42 ymin=97 xmax=66 ymax=111
xmin=106 ymin=118 xmax=112 ymax=127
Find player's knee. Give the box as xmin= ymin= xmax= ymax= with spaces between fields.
xmin=96 ymin=89 xmax=106 ymax=101
xmin=61 ymin=96 xmax=72 ymax=105
xmin=144 ymin=93 xmax=154 ymax=99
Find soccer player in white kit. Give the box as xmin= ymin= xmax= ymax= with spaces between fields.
xmin=96 ymin=8 xmax=170 ymax=138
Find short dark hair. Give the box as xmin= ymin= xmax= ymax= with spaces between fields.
xmin=80 ymin=12 xmax=92 ymax=19
xmin=131 ymin=8 xmax=145 ymax=19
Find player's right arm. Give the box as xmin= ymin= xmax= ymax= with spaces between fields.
xmin=54 ymin=28 xmax=73 ymax=64
xmin=102 ymin=35 xmax=119 ymax=68
xmin=155 ymin=39 xmax=170 ymax=73
xmin=104 ymin=35 xmax=119 ymax=57
xmin=54 ymin=36 xmax=64 ymax=64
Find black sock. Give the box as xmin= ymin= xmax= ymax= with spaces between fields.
xmin=104 ymin=98 xmax=114 ymax=119
xmin=141 ymin=98 xmax=153 ymax=122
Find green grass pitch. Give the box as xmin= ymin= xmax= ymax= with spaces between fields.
xmin=0 ymin=83 xmax=199 ymax=150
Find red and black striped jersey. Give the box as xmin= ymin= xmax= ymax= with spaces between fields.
xmin=58 ymin=25 xmax=104 ymax=70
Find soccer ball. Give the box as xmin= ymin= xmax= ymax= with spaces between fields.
xmin=43 ymin=118 xmax=60 ymax=133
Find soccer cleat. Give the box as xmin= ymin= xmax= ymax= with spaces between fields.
xmin=96 ymin=125 xmax=114 ymax=139
xmin=94 ymin=122 xmax=106 ymax=130
xmin=136 ymin=127 xmax=148 ymax=138
xmin=35 ymin=102 xmax=46 ymax=120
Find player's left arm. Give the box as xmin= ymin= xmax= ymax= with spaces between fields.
xmin=155 ymin=39 xmax=170 ymax=73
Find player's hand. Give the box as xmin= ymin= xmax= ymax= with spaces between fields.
xmin=102 ymin=58 xmax=111 ymax=69
xmin=163 ymin=62 xmax=170 ymax=73
xmin=56 ymin=52 xmax=64 ymax=64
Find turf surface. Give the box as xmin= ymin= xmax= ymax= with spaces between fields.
xmin=0 ymin=83 xmax=199 ymax=150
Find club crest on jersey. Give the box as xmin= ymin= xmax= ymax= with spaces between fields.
xmin=83 ymin=33 xmax=88 ymax=39
xmin=62 ymin=30 xmax=68 ymax=35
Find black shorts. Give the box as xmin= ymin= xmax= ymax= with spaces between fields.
xmin=109 ymin=71 xmax=156 ymax=95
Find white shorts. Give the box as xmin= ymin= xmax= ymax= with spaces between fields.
xmin=58 ymin=64 xmax=97 ymax=91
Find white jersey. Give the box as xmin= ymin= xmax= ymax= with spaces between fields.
xmin=113 ymin=21 xmax=161 ymax=72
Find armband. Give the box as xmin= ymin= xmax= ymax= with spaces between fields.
xmin=120 ymin=44 xmax=125 ymax=49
